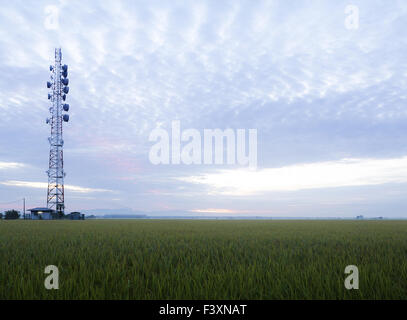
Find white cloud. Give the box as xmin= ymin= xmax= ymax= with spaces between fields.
xmin=0 ymin=180 xmax=113 ymax=193
xmin=0 ymin=161 xmax=25 ymax=169
xmin=180 ymin=156 xmax=407 ymax=195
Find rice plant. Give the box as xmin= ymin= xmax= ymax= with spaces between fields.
xmin=0 ymin=220 xmax=406 ymax=299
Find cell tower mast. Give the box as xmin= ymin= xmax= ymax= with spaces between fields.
xmin=46 ymin=48 xmax=70 ymax=216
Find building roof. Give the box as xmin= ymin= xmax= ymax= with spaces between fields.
xmin=28 ymin=207 xmax=54 ymax=212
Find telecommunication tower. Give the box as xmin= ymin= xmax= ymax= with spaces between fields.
xmin=46 ymin=48 xmax=70 ymax=216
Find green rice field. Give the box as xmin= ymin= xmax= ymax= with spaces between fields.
xmin=0 ymin=219 xmax=406 ymax=299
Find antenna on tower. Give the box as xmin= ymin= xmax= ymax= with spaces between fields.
xmin=46 ymin=48 xmax=70 ymax=217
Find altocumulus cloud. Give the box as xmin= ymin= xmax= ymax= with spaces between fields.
xmin=0 ymin=0 xmax=406 ymax=215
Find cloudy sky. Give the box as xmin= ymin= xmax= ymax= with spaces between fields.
xmin=0 ymin=0 xmax=406 ymax=217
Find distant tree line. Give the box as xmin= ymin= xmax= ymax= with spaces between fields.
xmin=0 ymin=210 xmax=21 ymax=220
xmin=0 ymin=210 xmax=86 ymax=220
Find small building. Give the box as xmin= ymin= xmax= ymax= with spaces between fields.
xmin=67 ymin=212 xmax=85 ymax=220
xmin=28 ymin=207 xmax=55 ymax=220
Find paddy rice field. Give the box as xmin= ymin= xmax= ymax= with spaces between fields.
xmin=0 ymin=219 xmax=406 ymax=299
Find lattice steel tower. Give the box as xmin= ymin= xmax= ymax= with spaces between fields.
xmin=46 ymin=48 xmax=70 ymax=215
